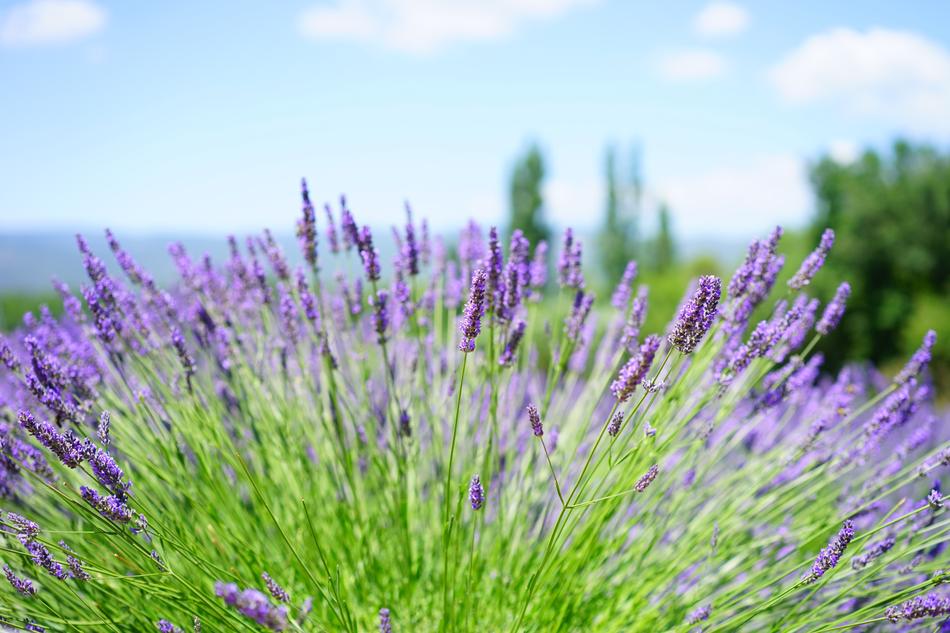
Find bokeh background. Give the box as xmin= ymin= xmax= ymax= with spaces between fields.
xmin=0 ymin=0 xmax=947 ymax=386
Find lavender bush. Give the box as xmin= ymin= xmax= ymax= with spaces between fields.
xmin=0 ymin=181 xmax=946 ymax=632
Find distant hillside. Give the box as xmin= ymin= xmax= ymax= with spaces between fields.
xmin=0 ymin=229 xmax=751 ymax=294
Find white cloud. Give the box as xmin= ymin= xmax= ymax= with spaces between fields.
xmin=0 ymin=0 xmax=105 ymax=47
xmin=828 ymin=139 xmax=858 ymax=165
xmin=657 ymin=49 xmax=726 ymax=82
xmin=657 ymin=155 xmax=810 ymax=236
xmin=770 ymin=28 xmax=950 ymax=134
xmin=298 ymin=0 xmax=596 ymax=54
xmin=693 ymin=1 xmax=748 ymax=38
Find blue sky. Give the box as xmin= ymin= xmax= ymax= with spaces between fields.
xmin=1 ymin=0 xmax=949 ymax=239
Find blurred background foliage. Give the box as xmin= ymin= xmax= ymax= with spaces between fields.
xmin=2 ymin=139 xmax=946 ymax=391
xmin=806 ymin=140 xmax=950 ymax=386
xmin=506 ymin=138 xmax=948 ymax=390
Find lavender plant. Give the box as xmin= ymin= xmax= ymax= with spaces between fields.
xmin=0 ymin=183 xmax=946 ymax=632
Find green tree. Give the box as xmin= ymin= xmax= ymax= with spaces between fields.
xmin=598 ymin=144 xmax=639 ymax=283
xmin=650 ymin=202 xmax=676 ymax=272
xmin=508 ymin=143 xmax=551 ymax=248
xmin=808 ymin=140 xmax=950 ymax=377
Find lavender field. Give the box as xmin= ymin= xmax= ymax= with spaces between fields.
xmin=0 ymin=181 xmax=945 ymax=632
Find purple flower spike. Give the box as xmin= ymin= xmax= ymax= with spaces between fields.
xmin=564 ymin=290 xmax=595 ymax=342
xmin=804 ymin=519 xmax=854 ymax=583
xmin=896 ymin=329 xmax=937 ymax=384
xmin=358 ymin=226 xmax=381 ymax=282
xmin=469 ymin=474 xmax=484 ymax=511
xmin=18 ymin=409 xmax=88 ymax=469
xmin=527 ymin=404 xmax=543 ymax=437
xmin=686 ymin=604 xmax=711 ymax=624
xmin=458 ymin=269 xmax=487 ymax=353
xmin=22 ymin=539 xmax=67 ymax=580
xmin=928 ymin=489 xmax=943 ymax=511
xmin=7 ymin=512 xmax=40 ymax=539
xmin=816 ymin=282 xmax=850 ymax=335
xmin=499 ymin=321 xmax=526 ymax=367
xmin=885 ymin=592 xmax=950 ymax=622
xmin=621 ymin=286 xmax=649 ymax=353
xmin=97 ymin=411 xmax=111 ymax=446
xmin=611 ymin=261 xmax=638 ymax=311
xmin=370 ymin=290 xmax=389 ymax=345
xmin=296 ymin=178 xmax=318 ymax=272
xmin=484 ymin=227 xmax=503 ymax=315
xmin=157 ymin=620 xmax=183 ymax=633
xmin=557 ymin=228 xmax=584 ymax=290
xmin=296 ymin=269 xmax=319 ymax=324
xmin=262 ymin=572 xmax=290 ymax=603
xmin=669 ymin=276 xmax=721 ymax=354
xmin=528 ymin=241 xmax=548 ymax=298
xmin=171 ymin=328 xmax=196 ymax=380
xmin=789 ymin=228 xmax=834 ymax=290
xmin=851 ymin=536 xmax=895 ymax=570
xmin=340 ymin=204 xmax=359 ymax=252
xmin=215 ymin=581 xmax=289 ymax=631
xmin=607 ymin=410 xmax=623 ymax=437
xmin=635 ymin=465 xmax=658 ymax=492
xmin=378 ymin=608 xmax=392 ymax=633
xmin=80 ymin=486 xmax=133 ymax=523
xmin=402 ymin=202 xmax=420 ymax=277
xmin=3 ymin=564 xmax=36 ymax=596
xmin=323 ymin=204 xmax=340 ymax=254
xmin=60 ymin=541 xmax=90 ymax=581
xmin=611 ymin=335 xmax=661 ymax=403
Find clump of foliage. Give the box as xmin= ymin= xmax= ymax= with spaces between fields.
xmin=0 ymin=181 xmax=946 ymax=632
xmin=809 ymin=140 xmax=950 ymax=384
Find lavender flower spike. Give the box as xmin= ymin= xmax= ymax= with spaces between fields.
xmin=851 ymin=536 xmax=895 ymax=569
xmin=22 ymin=538 xmax=67 ymax=579
xmin=804 ymin=520 xmax=854 ymax=583
xmin=686 ymin=604 xmax=711 ymax=624
xmin=379 ymin=608 xmax=392 ymax=633
xmin=895 ymin=329 xmax=937 ymax=384
xmin=370 ymin=290 xmax=389 ymax=345
xmin=564 ymin=290 xmax=594 ymax=342
xmin=60 ymin=541 xmax=90 ymax=581
xmin=557 ymin=228 xmax=584 ymax=290
xmin=7 ymin=512 xmax=40 ymax=539
xmin=215 ymin=581 xmax=289 ymax=631
xmin=498 ymin=320 xmax=526 ymax=367
xmin=668 ymin=276 xmax=721 ymax=354
xmin=469 ymin=474 xmax=484 ymax=511
xmin=611 ymin=335 xmax=661 ymax=402
xmin=607 ymin=410 xmax=623 ymax=437
xmin=157 ymin=620 xmax=184 ymax=633
xmin=171 ymin=328 xmax=196 ymax=381
xmin=611 ymin=261 xmax=638 ymax=311
xmin=885 ymin=592 xmax=950 ymax=622
xmin=296 ymin=178 xmax=318 ymax=272
xmin=527 ymin=404 xmax=543 ymax=437
xmin=635 ymin=465 xmax=658 ymax=492
xmin=358 ymin=226 xmax=381 ymax=282
xmin=18 ymin=409 xmax=87 ymax=469
xmin=928 ymin=488 xmax=943 ymax=511
xmin=97 ymin=411 xmax=111 ymax=446
xmin=458 ymin=269 xmax=487 ymax=353
xmin=3 ymin=564 xmax=36 ymax=596
xmin=262 ymin=572 xmax=290 ymax=603
xmin=788 ymin=228 xmax=834 ymax=290
xmin=816 ymin=282 xmax=850 ymax=335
